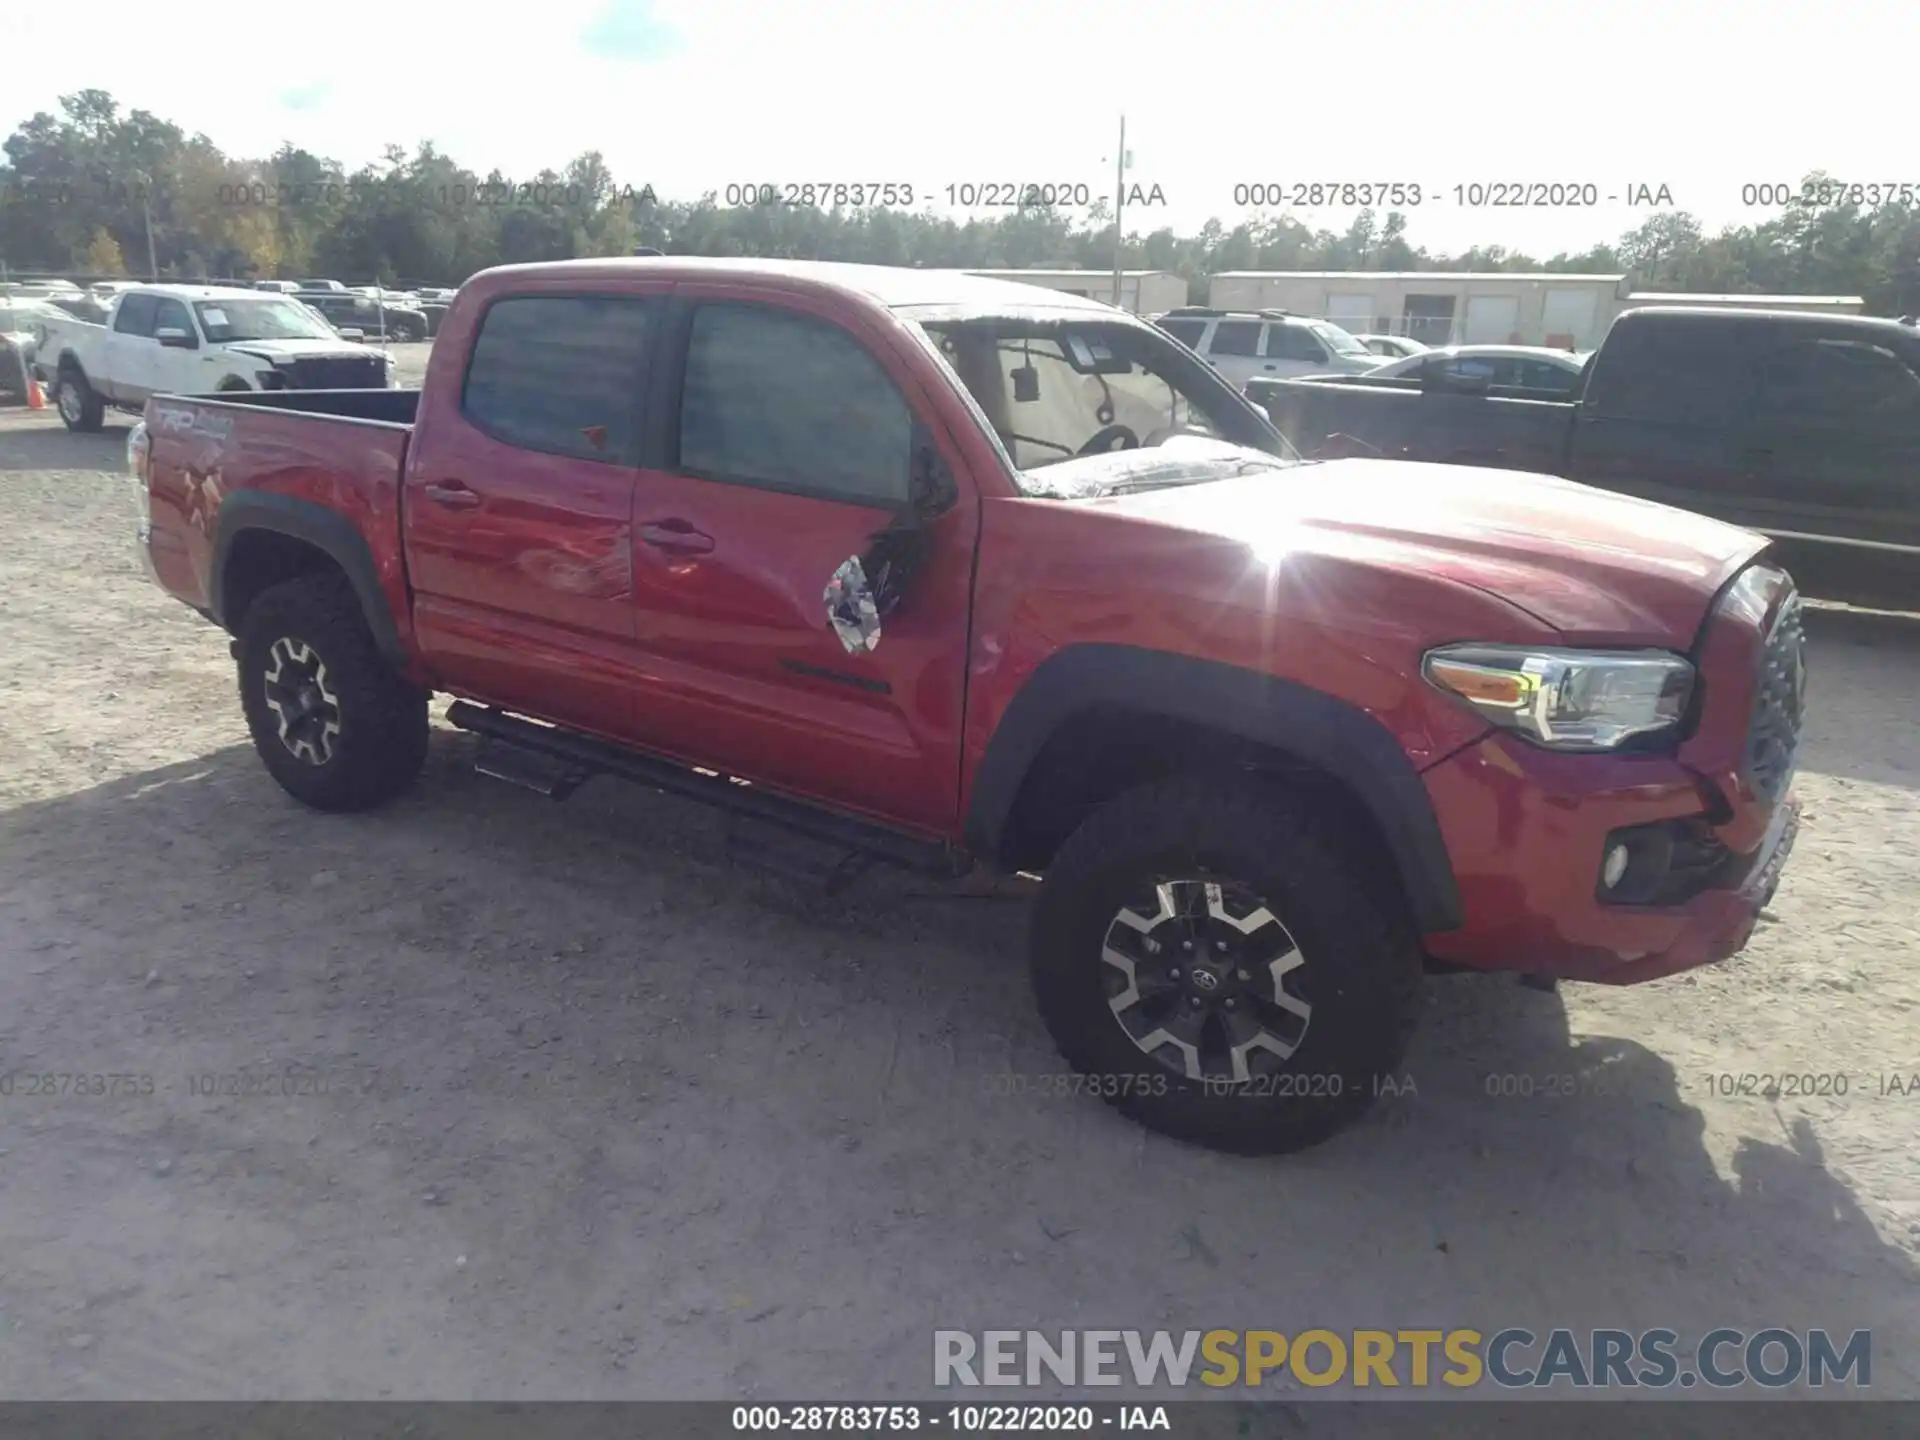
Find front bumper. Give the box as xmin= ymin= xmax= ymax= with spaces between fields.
xmin=1420 ymin=732 xmax=1800 ymax=984
xmin=1419 ymin=561 xmax=1804 ymax=986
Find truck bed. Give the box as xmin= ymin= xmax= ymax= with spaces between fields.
xmin=140 ymin=391 xmax=418 ymax=623
xmin=1250 ymin=375 xmax=1576 ymax=476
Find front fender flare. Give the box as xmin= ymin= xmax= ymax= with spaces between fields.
xmin=965 ymin=644 xmax=1463 ymax=932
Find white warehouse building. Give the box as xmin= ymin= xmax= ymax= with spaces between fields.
xmin=965 ymin=269 xmax=1189 ymax=315
xmin=1208 ymin=272 xmax=1630 ymax=350
xmin=1206 ymin=271 xmax=1866 ymax=350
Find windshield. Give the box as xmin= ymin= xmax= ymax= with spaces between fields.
xmin=912 ymin=315 xmax=1296 ymax=494
xmin=193 ymin=298 xmax=339 ymax=343
xmin=1311 ymin=321 xmax=1373 ymax=358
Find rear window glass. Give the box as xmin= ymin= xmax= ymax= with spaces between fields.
xmin=1208 ymin=320 xmax=1261 ymax=357
xmin=461 ymin=295 xmax=652 ymax=462
xmin=113 ymin=294 xmax=158 ymax=337
xmin=1157 ymin=318 xmax=1208 ymax=349
xmin=1586 ymin=316 xmax=1758 ymax=425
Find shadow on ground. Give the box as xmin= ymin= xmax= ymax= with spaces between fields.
xmin=0 ymin=727 xmax=1911 ymax=1400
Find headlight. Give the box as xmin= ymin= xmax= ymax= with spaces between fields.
xmin=1422 ymin=644 xmax=1694 ymax=751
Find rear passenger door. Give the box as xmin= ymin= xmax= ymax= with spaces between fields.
xmin=404 ymin=288 xmax=662 ymax=740
xmin=623 ymin=287 xmax=981 ymax=832
xmin=1740 ymin=326 xmax=1920 ymax=552
xmin=1566 ymin=315 xmax=1762 ymax=519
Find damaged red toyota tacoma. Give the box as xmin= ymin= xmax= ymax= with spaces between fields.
xmin=131 ymin=258 xmax=1805 ymax=1154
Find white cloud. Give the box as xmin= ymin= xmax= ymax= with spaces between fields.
xmin=7 ymin=0 xmax=1918 ymax=255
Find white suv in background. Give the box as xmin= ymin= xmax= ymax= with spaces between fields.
xmin=1150 ymin=307 xmax=1387 ymax=390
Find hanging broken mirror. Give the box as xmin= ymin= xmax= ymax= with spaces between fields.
xmin=824 ymin=555 xmax=882 ymax=654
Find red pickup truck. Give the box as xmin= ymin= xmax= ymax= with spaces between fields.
xmin=131 ymin=258 xmax=1804 ymax=1155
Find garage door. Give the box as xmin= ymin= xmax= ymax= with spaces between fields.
xmin=1463 ymin=295 xmax=1520 ymax=344
xmin=1325 ymin=293 xmax=1375 ymax=336
xmin=1542 ymin=288 xmax=1601 ymax=349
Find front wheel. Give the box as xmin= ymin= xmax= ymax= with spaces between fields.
xmin=1028 ymin=776 xmax=1425 ymax=1154
xmin=55 ymin=369 xmax=105 ymax=431
xmin=236 ymin=573 xmax=429 ymax=812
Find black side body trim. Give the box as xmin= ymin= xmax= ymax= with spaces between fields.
xmin=208 ymin=491 xmax=407 ymax=668
xmin=779 ymin=658 xmax=893 ymax=694
xmin=446 ymin=702 xmax=964 ymax=875
xmin=965 ymin=644 xmax=1465 ymax=932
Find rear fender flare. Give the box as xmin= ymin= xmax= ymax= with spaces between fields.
xmin=965 ymin=644 xmax=1464 ymax=932
xmin=208 ymin=492 xmax=406 ymax=669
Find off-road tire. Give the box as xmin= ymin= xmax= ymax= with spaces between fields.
xmin=56 ymin=367 xmax=105 ymax=432
xmin=236 ymin=572 xmax=429 ymax=812
xmin=1029 ymin=776 xmax=1425 ymax=1155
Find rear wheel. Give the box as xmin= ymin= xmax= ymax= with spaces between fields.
xmin=1029 ymin=776 xmax=1425 ymax=1154
xmin=55 ymin=368 xmax=105 ymax=432
xmin=236 ymin=573 xmax=429 ymax=812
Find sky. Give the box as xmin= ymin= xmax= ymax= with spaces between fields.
xmin=9 ymin=0 xmax=1919 ymax=260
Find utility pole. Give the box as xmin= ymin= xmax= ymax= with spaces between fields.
xmin=1110 ymin=115 xmax=1127 ymax=309
xmin=132 ymin=170 xmax=158 ymax=279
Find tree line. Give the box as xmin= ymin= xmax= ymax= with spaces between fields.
xmin=4 ymin=90 xmax=1918 ymax=315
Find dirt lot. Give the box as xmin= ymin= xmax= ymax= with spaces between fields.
xmin=0 ymin=361 xmax=1917 ymax=1403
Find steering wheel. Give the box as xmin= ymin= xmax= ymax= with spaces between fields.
xmin=1077 ymin=424 xmax=1140 ymax=456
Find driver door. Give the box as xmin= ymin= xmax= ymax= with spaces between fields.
xmin=624 ymin=287 xmax=981 ymax=833
xmin=148 ymin=296 xmax=206 ymax=398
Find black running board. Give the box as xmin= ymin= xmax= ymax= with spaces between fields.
xmin=446 ymin=701 xmax=968 ymax=878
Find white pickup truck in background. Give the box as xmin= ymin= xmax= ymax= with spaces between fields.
xmin=33 ymin=283 xmax=396 ymax=432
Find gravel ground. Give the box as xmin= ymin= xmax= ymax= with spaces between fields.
xmin=0 ymin=364 xmax=1916 ymax=1404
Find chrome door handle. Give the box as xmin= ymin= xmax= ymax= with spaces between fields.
xmin=422 ymin=481 xmax=480 ymax=510
xmin=639 ymin=520 xmax=714 ymax=555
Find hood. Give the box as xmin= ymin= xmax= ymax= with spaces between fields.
xmin=226 ymin=339 xmax=386 ymax=362
xmin=1091 ymin=456 xmax=1769 ymax=642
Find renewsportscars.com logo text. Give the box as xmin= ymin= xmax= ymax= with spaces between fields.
xmin=934 ymin=1328 xmax=1871 ymax=1391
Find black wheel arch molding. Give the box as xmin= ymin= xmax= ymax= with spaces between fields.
xmin=208 ymin=492 xmax=408 ymax=670
xmin=964 ymin=643 xmax=1465 ymax=933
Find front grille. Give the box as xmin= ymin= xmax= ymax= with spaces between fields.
xmin=1744 ymin=590 xmax=1806 ymax=805
xmin=285 ymin=355 xmax=388 ymax=389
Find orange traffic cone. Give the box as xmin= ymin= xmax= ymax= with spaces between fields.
xmin=25 ymin=376 xmax=47 ymax=410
